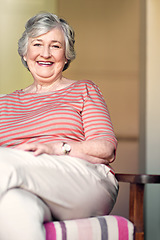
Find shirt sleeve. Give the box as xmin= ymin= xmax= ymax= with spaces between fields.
xmin=81 ymin=81 xmax=117 ymax=149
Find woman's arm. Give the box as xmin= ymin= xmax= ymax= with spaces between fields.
xmin=68 ymin=138 xmax=115 ymax=164
xmin=16 ymin=138 xmax=115 ymax=165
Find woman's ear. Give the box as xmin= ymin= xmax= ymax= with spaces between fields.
xmin=23 ymin=56 xmax=27 ymax=61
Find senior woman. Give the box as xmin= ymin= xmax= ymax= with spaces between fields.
xmin=0 ymin=12 xmax=118 ymax=240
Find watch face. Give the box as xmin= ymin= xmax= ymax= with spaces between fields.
xmin=65 ymin=144 xmax=71 ymax=151
xmin=62 ymin=142 xmax=71 ymax=154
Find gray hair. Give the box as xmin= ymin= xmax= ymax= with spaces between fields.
xmin=18 ymin=12 xmax=76 ymax=71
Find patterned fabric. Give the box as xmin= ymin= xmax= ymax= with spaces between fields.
xmin=44 ymin=215 xmax=134 ymax=240
xmin=0 ymin=80 xmax=117 ymax=148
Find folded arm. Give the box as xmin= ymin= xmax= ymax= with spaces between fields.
xmin=15 ymin=138 xmax=116 ymax=165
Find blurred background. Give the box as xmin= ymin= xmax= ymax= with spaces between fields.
xmin=0 ymin=0 xmax=159 ymax=239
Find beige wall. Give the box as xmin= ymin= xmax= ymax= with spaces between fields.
xmin=58 ymin=0 xmax=139 ymax=139
xmin=0 ymin=0 xmax=57 ymax=94
xmin=144 ymin=1 xmax=160 ymax=239
xmin=58 ymin=0 xmax=140 ymax=218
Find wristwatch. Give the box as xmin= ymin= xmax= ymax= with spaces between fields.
xmin=62 ymin=142 xmax=71 ymax=155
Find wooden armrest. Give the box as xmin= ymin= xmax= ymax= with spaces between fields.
xmin=115 ymin=173 xmax=160 ymax=240
xmin=115 ymin=173 xmax=160 ymax=184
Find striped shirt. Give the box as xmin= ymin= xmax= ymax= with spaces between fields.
xmin=0 ymin=80 xmax=117 ymax=148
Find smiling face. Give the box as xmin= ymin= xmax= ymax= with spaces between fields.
xmin=24 ymin=28 xmax=67 ymax=85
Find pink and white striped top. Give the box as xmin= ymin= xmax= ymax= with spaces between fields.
xmin=0 ymin=80 xmax=117 ymax=148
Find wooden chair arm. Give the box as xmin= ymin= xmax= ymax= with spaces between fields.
xmin=115 ymin=173 xmax=160 ymax=240
xmin=115 ymin=173 xmax=160 ymax=184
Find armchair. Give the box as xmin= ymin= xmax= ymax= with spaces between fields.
xmin=44 ymin=173 xmax=160 ymax=240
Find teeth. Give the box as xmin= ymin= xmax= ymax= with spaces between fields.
xmin=38 ymin=61 xmax=53 ymax=65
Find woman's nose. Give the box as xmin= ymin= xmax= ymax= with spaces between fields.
xmin=40 ymin=46 xmax=51 ymax=58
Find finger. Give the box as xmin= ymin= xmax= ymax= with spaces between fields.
xmin=16 ymin=144 xmax=37 ymax=152
xmin=33 ymin=148 xmax=44 ymax=156
xmin=33 ymin=145 xmax=48 ymax=156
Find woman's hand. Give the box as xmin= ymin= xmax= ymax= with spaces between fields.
xmin=15 ymin=142 xmax=62 ymax=156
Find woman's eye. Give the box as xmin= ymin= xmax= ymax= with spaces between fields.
xmin=33 ymin=43 xmax=41 ymax=47
xmin=52 ymin=45 xmax=60 ymax=48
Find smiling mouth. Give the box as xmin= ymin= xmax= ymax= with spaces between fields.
xmin=37 ymin=61 xmax=54 ymax=66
